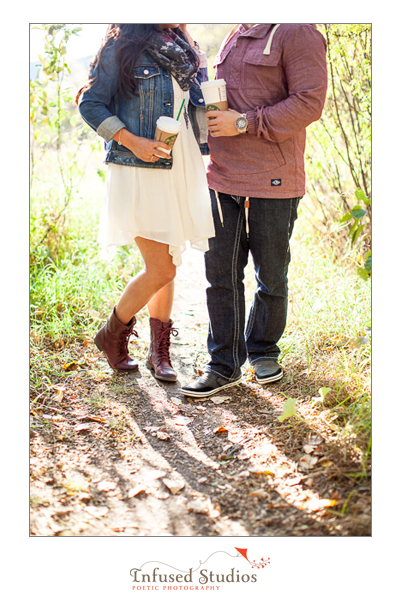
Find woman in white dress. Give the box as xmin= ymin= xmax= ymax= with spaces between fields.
xmin=77 ymin=24 xmax=214 ymax=381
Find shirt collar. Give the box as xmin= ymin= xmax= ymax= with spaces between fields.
xmin=239 ymin=24 xmax=275 ymax=38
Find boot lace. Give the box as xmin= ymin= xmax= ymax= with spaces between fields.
xmin=157 ymin=325 xmax=179 ymax=365
xmin=118 ymin=325 xmax=139 ymax=355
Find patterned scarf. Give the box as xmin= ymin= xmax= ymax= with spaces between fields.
xmin=147 ymin=30 xmax=198 ymax=91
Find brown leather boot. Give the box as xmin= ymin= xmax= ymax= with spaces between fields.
xmin=94 ymin=307 xmax=139 ymax=371
xmin=146 ymin=318 xmax=178 ymax=381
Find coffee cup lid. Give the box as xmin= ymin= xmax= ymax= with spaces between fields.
xmin=200 ymin=79 xmax=226 ymax=89
xmin=156 ymin=116 xmax=182 ymax=133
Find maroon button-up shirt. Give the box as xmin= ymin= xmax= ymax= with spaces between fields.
xmin=206 ymin=24 xmax=328 ymax=198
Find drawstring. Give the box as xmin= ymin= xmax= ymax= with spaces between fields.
xmin=244 ymin=197 xmax=250 ymax=239
xmin=214 ymin=191 xmax=250 ymax=238
xmin=214 ymin=190 xmax=224 ymax=227
xmin=263 ymin=24 xmax=280 ymax=55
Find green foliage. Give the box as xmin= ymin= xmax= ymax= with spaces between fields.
xmin=278 ymin=398 xmax=297 ymax=422
xmin=305 ymin=25 xmax=371 ymax=274
xmin=30 ymin=24 xmax=143 ymax=345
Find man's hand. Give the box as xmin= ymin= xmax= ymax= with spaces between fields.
xmin=205 ymin=109 xmax=242 ymax=137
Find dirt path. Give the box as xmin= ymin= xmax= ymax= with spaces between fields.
xmin=30 ymin=246 xmax=370 ymax=536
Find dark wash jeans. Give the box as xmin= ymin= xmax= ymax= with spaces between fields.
xmin=204 ymin=190 xmax=301 ymax=381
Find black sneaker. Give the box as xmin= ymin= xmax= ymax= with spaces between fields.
xmin=181 ymin=371 xmax=241 ymax=398
xmin=254 ymin=359 xmax=283 ymax=384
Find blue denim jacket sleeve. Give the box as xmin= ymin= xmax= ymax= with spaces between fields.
xmin=78 ymin=41 xmax=125 ymax=143
xmin=189 ymin=46 xmax=210 ymax=154
xmin=189 ymin=46 xmax=208 ymax=108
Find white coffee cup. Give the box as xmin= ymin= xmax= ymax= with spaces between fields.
xmin=154 ymin=116 xmax=182 ymax=156
xmin=200 ymin=79 xmax=228 ymax=112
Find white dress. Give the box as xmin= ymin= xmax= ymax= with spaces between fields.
xmin=97 ymin=77 xmax=215 ymax=267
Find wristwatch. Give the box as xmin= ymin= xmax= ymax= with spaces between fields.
xmin=235 ymin=113 xmax=248 ymax=134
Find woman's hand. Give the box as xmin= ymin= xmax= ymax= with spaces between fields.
xmin=205 ymin=109 xmax=241 ymax=137
xmin=113 ymin=128 xmax=171 ymax=162
xmin=130 ymin=136 xmax=172 ymax=162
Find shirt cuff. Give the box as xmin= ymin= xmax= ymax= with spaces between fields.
xmin=246 ymin=110 xmax=257 ymax=135
xmin=97 ymin=115 xmax=126 ymax=143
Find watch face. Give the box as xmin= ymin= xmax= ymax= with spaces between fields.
xmin=237 ymin=117 xmax=247 ymax=129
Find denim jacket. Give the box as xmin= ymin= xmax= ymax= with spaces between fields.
xmin=78 ymin=40 xmax=209 ymax=169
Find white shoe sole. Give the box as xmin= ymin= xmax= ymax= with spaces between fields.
xmin=182 ymin=377 xmax=241 ymax=398
xmin=255 ymin=371 xmax=283 ymax=384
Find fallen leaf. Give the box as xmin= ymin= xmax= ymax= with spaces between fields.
xmin=154 ymin=491 xmax=170 ymax=500
xmin=63 ymin=361 xmax=78 ymax=372
xmin=313 ymin=444 xmax=325 ymax=456
xmin=249 ymin=489 xmax=270 ymax=499
xmin=286 ymin=477 xmax=303 ymax=487
xmin=303 ymin=444 xmax=315 ymax=454
xmin=174 ymin=416 xmax=192 ymax=426
xmin=85 ymin=506 xmax=108 ymax=518
xmin=51 ymin=387 xmax=65 ymax=402
xmin=162 ymin=479 xmax=185 ymax=495
xmin=308 ymin=435 xmax=324 ymax=446
xmin=278 ymin=398 xmax=297 ymax=422
xmin=236 ymin=470 xmax=250 ymax=478
xmin=198 ymin=477 xmax=207 ymax=484
xmin=97 ymin=481 xmax=117 ymax=492
xmin=307 ymin=498 xmax=336 ymax=511
xmin=214 ymin=425 xmax=228 ymax=434
xmin=298 ymin=455 xmax=319 ymax=470
xmin=74 ymin=423 xmax=92 ymax=432
xmin=88 ymin=309 xmax=101 ymax=319
xmin=188 ymin=499 xmax=209 ymax=514
xmin=83 ymin=415 xmax=105 ymax=424
xmin=156 ymin=431 xmax=170 ymax=441
xmin=319 ymin=460 xmax=333 ymax=468
xmin=249 ymin=466 xmax=275 ymax=476
xmin=211 ymin=396 xmax=230 ymax=404
xmin=128 ymin=485 xmax=147 ymax=498
xmin=170 ymin=397 xmax=182 ymax=406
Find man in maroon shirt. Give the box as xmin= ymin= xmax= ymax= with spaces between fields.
xmin=182 ymin=24 xmax=327 ymax=398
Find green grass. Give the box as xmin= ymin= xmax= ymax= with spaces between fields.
xmin=284 ymin=213 xmax=370 ymax=465
xmin=30 ymin=159 xmax=143 ymax=346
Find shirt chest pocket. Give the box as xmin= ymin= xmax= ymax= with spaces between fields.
xmin=242 ymin=49 xmax=284 ymax=101
xmin=133 ymin=65 xmax=160 ymax=96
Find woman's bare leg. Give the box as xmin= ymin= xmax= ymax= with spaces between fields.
xmin=115 ymin=237 xmax=176 ymax=325
xmin=147 ymin=280 xmax=174 ymax=322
